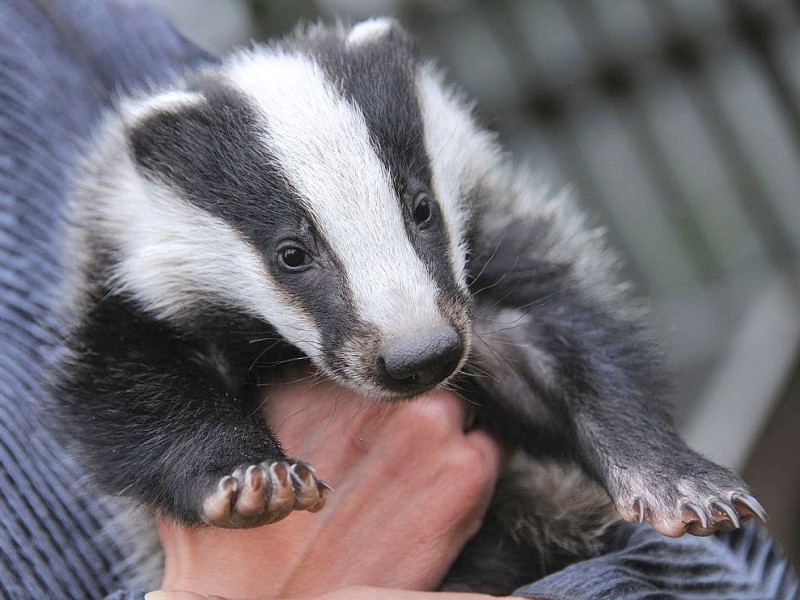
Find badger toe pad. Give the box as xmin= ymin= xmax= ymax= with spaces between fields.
xmin=201 ymin=460 xmax=331 ymax=528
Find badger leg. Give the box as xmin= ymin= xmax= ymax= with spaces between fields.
xmin=467 ymin=216 xmax=766 ymax=538
xmin=469 ymin=296 xmax=765 ymax=537
xmin=57 ymin=296 xmax=327 ymax=527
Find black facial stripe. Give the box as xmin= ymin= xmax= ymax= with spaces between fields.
xmin=304 ymin=26 xmax=465 ymax=308
xmin=129 ymin=80 xmax=302 ymax=243
xmin=305 ymin=26 xmax=431 ymax=192
xmin=127 ymin=77 xmax=358 ymax=354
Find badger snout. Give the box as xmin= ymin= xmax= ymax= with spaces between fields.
xmin=376 ymin=325 xmax=464 ymax=394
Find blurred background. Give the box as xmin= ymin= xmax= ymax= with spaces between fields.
xmin=145 ymin=0 xmax=800 ymax=567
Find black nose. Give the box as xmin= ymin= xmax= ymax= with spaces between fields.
xmin=376 ymin=326 xmax=464 ymax=393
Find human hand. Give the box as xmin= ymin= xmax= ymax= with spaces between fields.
xmin=156 ymin=372 xmax=504 ymax=599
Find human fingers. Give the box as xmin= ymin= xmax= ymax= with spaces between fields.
xmin=361 ymin=393 xmax=502 ymax=532
xmin=292 ymin=392 xmax=502 ymax=589
xmin=265 ymin=376 xmax=476 ymax=479
xmin=270 ymin=383 xmax=501 ymax=514
xmin=266 ymin=379 xmax=502 ymax=546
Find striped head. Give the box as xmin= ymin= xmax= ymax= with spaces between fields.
xmin=78 ymin=19 xmax=502 ymax=399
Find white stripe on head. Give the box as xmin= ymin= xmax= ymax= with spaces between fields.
xmin=225 ymin=49 xmax=446 ymax=340
xmin=415 ymin=64 xmax=504 ymax=288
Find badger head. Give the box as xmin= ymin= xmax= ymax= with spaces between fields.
xmin=74 ymin=19 xmax=504 ymax=400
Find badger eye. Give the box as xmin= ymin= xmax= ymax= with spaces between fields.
xmin=413 ymin=193 xmax=433 ymax=226
xmin=278 ymin=246 xmax=310 ymax=271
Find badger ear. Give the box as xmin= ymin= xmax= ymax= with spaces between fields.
xmin=120 ymin=90 xmax=209 ymax=176
xmin=121 ymin=90 xmax=206 ymax=128
xmin=346 ymin=17 xmax=410 ymax=47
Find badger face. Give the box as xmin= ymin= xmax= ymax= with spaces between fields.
xmin=91 ymin=19 xmax=484 ymax=399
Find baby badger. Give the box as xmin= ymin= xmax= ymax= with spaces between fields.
xmin=56 ymin=18 xmax=765 ymax=593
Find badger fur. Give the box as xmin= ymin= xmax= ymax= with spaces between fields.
xmin=56 ymin=18 xmax=766 ymax=594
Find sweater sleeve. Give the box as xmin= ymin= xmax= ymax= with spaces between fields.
xmin=104 ymin=592 xmax=148 ymax=600
xmin=513 ymin=521 xmax=798 ymax=600
xmin=0 ymin=1 xmax=214 ymax=598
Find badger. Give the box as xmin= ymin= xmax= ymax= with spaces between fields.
xmin=55 ymin=18 xmax=766 ymax=594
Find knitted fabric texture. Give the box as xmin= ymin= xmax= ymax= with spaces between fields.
xmin=0 ymin=1 xmax=211 ymax=597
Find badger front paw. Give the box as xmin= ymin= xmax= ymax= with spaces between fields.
xmin=612 ymin=461 xmax=767 ymax=538
xmin=201 ymin=461 xmax=331 ymax=528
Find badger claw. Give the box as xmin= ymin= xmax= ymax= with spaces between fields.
xmin=290 ymin=461 xmax=331 ymax=512
xmin=711 ymin=499 xmax=740 ymax=531
xmin=201 ymin=460 xmax=331 ymax=528
xmin=732 ymin=493 xmax=768 ymax=524
xmin=622 ymin=490 xmax=767 ymax=538
xmin=681 ymin=501 xmax=709 ymax=530
xmin=633 ymin=497 xmax=647 ymax=523
xmin=613 ymin=458 xmax=768 ymax=539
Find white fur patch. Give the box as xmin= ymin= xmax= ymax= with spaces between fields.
xmin=346 ymin=17 xmax=395 ymax=47
xmin=120 ymin=91 xmax=205 ymax=123
xmin=225 ymin=50 xmax=446 ymax=342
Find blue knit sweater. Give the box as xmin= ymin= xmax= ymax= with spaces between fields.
xmin=0 ymin=1 xmax=796 ymax=598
